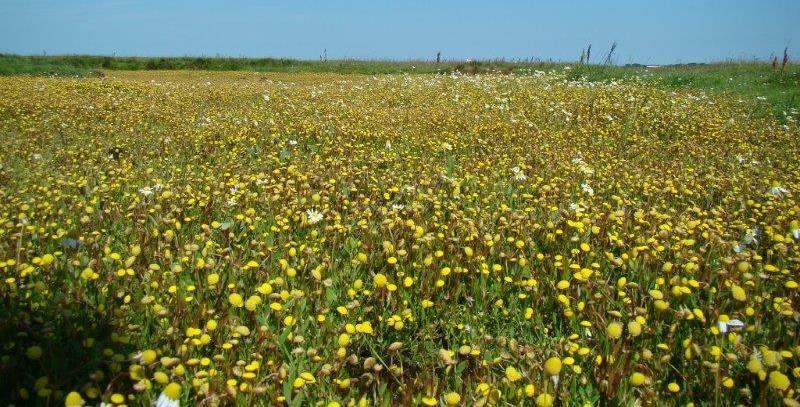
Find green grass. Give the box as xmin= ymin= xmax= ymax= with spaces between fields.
xmin=1 ymin=54 xmax=798 ymax=121
xmin=564 ymin=62 xmax=800 ymax=122
xmin=0 ymin=54 xmax=533 ymax=76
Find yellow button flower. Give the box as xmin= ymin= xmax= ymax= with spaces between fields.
xmin=444 ymin=392 xmax=461 ymax=406
xmin=606 ymin=322 xmax=623 ymax=339
xmin=505 ymin=366 xmax=523 ymax=382
xmin=544 ymin=357 xmax=561 ymax=376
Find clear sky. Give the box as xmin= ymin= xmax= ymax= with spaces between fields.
xmin=1 ymin=0 xmax=798 ymax=64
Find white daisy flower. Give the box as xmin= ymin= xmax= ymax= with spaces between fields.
xmin=569 ymin=203 xmax=585 ymax=213
xmin=306 ymin=209 xmax=323 ymax=224
xmin=717 ymin=319 xmax=744 ymax=333
xmin=742 ymin=228 xmax=759 ymax=246
xmin=511 ymin=167 xmax=527 ymax=182
xmin=770 ymin=186 xmax=789 ymax=196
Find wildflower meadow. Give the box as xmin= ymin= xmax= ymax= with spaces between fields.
xmin=1 ymin=68 xmax=799 ymax=406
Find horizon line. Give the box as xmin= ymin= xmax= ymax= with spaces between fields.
xmin=2 ymin=52 xmax=796 ymax=66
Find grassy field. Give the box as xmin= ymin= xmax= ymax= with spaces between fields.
xmin=1 ymin=67 xmax=800 ymax=406
xmin=0 ymin=54 xmax=530 ymax=75
xmin=566 ymin=63 xmax=800 ymax=122
xmin=2 ymin=54 xmax=798 ymax=123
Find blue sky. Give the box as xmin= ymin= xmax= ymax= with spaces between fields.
xmin=1 ymin=0 xmax=798 ymax=64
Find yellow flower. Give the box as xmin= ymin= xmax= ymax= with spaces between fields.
xmin=769 ymin=371 xmax=791 ymax=391
xmin=536 ymin=393 xmax=554 ymax=407
xmin=228 ymin=293 xmax=244 ymax=307
xmin=336 ymin=378 xmax=351 ymax=389
xmin=338 ymin=333 xmax=351 ymax=347
xmin=629 ymin=372 xmax=647 ymax=386
xmin=244 ymin=295 xmax=262 ymax=311
xmin=722 ymin=376 xmax=734 ymax=388
xmin=747 ymin=357 xmax=764 ymax=374
xmin=544 ymin=357 xmax=561 ymax=376
xmin=356 ymin=322 xmax=373 ymax=334
xmin=207 ymin=273 xmax=219 ymax=285
xmin=141 ymin=349 xmax=157 ymax=364
xmin=153 ymin=371 xmax=169 ymax=384
xmin=667 ymin=382 xmax=680 ymax=393
xmin=163 ymin=382 xmax=181 ymax=399
xmin=39 ymin=253 xmax=55 ymax=266
xmin=764 ymin=350 xmax=782 ymax=367
xmin=627 ymin=321 xmax=642 ymax=337
xmin=505 ymin=366 xmax=523 ymax=382
xmin=257 ymin=282 xmax=273 ymax=295
xmin=731 ymin=284 xmax=746 ymax=302
xmin=373 ymin=273 xmax=387 ymax=288
xmin=525 ymin=384 xmax=535 ymax=397
xmin=606 ymin=322 xmax=623 ymax=339
xmin=64 ymin=391 xmax=85 ymax=407
xmin=443 ymin=392 xmax=461 ymax=406
xmin=300 ymin=371 xmax=316 ymax=384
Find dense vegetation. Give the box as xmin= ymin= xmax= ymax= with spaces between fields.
xmin=1 ymin=54 xmax=797 ymax=123
xmin=1 ymin=68 xmax=799 ymax=406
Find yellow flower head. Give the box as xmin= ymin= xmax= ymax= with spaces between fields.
xmin=536 ymin=393 xmax=554 ymax=407
xmin=544 ymin=357 xmax=562 ymax=376
xmin=769 ymin=371 xmax=791 ymax=391
xmin=64 ymin=391 xmax=85 ymax=407
xmin=373 ymin=273 xmax=387 ymax=288
xmin=505 ymin=366 xmax=523 ymax=382
xmin=444 ymin=392 xmax=461 ymax=406
xmin=629 ymin=372 xmax=647 ymax=387
xmin=606 ymin=322 xmax=623 ymax=339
